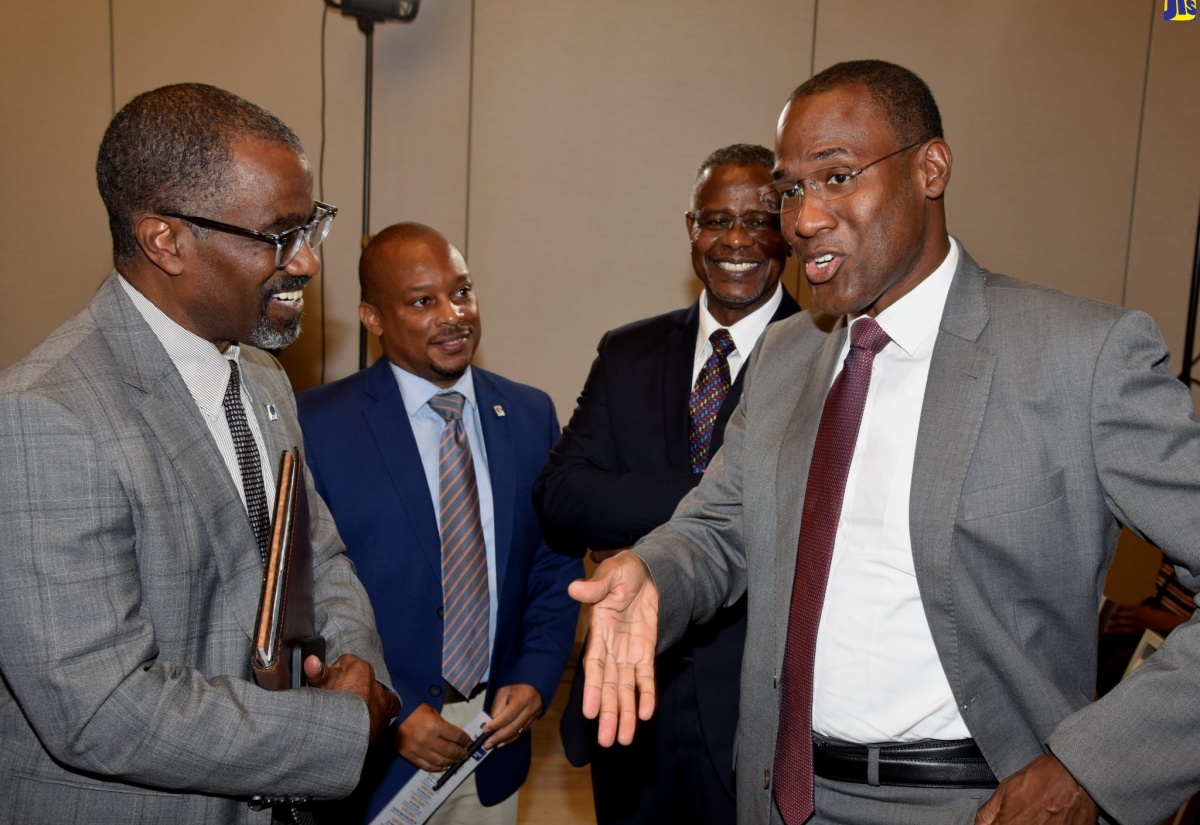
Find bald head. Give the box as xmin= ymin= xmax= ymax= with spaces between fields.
xmin=358 ymin=222 xmax=480 ymax=387
xmin=359 ymin=222 xmax=467 ymax=304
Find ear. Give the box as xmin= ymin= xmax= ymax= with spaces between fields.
xmin=359 ymin=301 xmax=384 ymax=338
xmin=134 ymin=214 xmax=186 ymax=276
xmin=685 ymin=210 xmax=699 ymax=239
xmin=919 ymin=138 xmax=952 ymax=199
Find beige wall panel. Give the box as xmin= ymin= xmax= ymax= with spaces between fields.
xmin=314 ymin=0 xmax=474 ymax=387
xmin=467 ymin=1 xmax=815 ymax=417
xmin=0 ymin=3 xmax=113 ymax=368
xmin=1124 ymin=16 xmax=1200 ymax=371
xmin=812 ymin=1 xmax=1151 ymax=307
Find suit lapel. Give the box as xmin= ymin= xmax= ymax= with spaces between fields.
xmin=474 ymin=369 xmax=514 ymax=598
xmin=909 ymin=251 xmax=996 ymax=693
xmin=664 ymin=303 xmax=700 ymax=469
xmin=361 ymin=358 xmax=443 ymax=579
xmin=96 ymin=277 xmax=266 ymax=642
xmin=772 ymin=316 xmax=848 ymax=656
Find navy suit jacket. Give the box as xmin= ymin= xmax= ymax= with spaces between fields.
xmin=533 ymin=290 xmax=800 ymax=791
xmin=297 ymin=358 xmax=580 ymax=818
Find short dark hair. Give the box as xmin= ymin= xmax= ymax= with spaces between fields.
xmin=96 ymin=83 xmax=304 ymax=264
xmin=692 ymin=143 xmax=774 ymax=204
xmin=790 ymin=60 xmax=943 ymax=146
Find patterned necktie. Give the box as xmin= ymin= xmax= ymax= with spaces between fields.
xmin=774 ymin=317 xmax=891 ymax=824
xmin=222 ymin=360 xmax=270 ymax=563
xmin=429 ymin=391 xmax=490 ymax=696
xmin=688 ymin=328 xmax=737 ymax=472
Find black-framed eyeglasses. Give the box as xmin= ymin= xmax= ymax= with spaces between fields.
xmin=687 ymin=210 xmax=781 ymax=236
xmin=162 ymin=200 xmax=338 ymax=269
xmin=757 ymin=140 xmax=925 ymax=214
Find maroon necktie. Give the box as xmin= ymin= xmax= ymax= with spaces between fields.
xmin=773 ymin=317 xmax=891 ymax=824
xmin=689 ymin=328 xmax=736 ymax=472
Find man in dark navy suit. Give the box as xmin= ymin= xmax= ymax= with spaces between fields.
xmin=297 ymin=222 xmax=580 ymax=825
xmin=534 ymin=145 xmax=800 ymax=825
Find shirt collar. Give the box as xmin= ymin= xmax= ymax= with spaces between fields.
xmin=390 ymin=361 xmax=477 ymax=418
xmin=698 ymin=282 xmax=785 ymax=356
xmin=866 ymin=236 xmax=959 ymax=357
xmin=118 ymin=274 xmax=240 ymax=422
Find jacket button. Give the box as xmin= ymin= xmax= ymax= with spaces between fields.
xmin=429 ymin=684 xmax=443 ymax=698
xmin=763 ymin=769 xmax=770 ymax=789
xmin=436 ymin=606 xmax=444 ymax=619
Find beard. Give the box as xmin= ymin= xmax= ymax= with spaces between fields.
xmin=248 ymin=276 xmax=306 ymax=351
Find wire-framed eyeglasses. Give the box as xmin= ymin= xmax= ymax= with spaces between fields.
xmin=757 ymin=141 xmax=925 ymax=214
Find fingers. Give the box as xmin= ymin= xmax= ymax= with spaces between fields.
xmin=394 ymin=705 xmax=473 ymax=771
xmin=303 ymin=654 xmax=329 ymax=686
xmin=484 ymin=684 xmax=542 ymax=747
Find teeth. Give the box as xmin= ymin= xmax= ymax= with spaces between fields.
xmin=274 ymin=290 xmax=303 ymax=301
xmin=716 ymin=261 xmax=757 ymax=272
xmin=814 ymin=254 xmax=834 ymax=266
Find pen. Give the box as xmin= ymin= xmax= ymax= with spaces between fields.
xmin=431 ymin=729 xmax=491 ymax=792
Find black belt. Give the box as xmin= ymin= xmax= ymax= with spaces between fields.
xmin=813 ymin=738 xmax=998 ymax=789
xmin=444 ymin=681 xmax=487 ymax=704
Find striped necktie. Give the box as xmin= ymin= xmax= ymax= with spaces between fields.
xmin=429 ymin=391 xmax=490 ymax=696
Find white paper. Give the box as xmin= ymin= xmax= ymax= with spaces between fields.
xmin=368 ymin=711 xmax=493 ymax=825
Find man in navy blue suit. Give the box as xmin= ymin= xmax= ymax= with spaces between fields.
xmin=534 ymin=144 xmax=800 ymax=825
xmin=297 ymin=222 xmax=580 ymax=825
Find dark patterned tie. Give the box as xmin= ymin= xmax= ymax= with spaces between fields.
xmin=429 ymin=391 xmax=490 ymax=696
xmin=223 ymin=360 xmax=270 ymax=563
xmin=774 ymin=317 xmax=891 ymax=824
xmin=688 ymin=328 xmax=737 ymax=472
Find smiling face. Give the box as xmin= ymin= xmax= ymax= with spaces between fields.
xmin=172 ymin=136 xmax=319 ymax=351
xmin=687 ymin=163 xmax=789 ymax=326
xmin=359 ymin=229 xmax=480 ymax=388
xmin=774 ymin=84 xmax=950 ymax=318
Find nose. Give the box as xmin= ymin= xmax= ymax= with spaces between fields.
xmin=436 ymin=301 xmax=465 ymax=326
xmin=284 ymin=237 xmax=321 ymax=278
xmin=718 ymin=217 xmax=752 ymax=249
xmin=786 ymin=193 xmax=836 ymax=240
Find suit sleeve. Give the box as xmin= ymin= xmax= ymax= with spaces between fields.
xmin=504 ymin=397 xmax=583 ymax=707
xmin=533 ymin=332 xmax=701 ymax=553
xmin=1047 ymin=310 xmax=1200 ymax=825
xmin=0 ymin=392 xmax=369 ymax=801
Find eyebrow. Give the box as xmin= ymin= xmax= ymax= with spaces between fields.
xmin=262 ymin=207 xmax=312 ymax=235
xmin=773 ymin=146 xmax=853 ymax=180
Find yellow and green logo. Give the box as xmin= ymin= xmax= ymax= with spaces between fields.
xmin=1165 ymin=0 xmax=1196 ymax=21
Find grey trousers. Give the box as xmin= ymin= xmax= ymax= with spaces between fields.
xmin=769 ymin=776 xmax=989 ymax=825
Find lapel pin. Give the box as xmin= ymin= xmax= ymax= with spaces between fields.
xmin=265 ymin=403 xmax=279 ymax=421
xmin=493 ymin=404 xmax=506 ymax=418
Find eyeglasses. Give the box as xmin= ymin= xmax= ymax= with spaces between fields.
xmin=162 ymin=201 xmax=338 ymax=269
xmin=756 ymin=140 xmax=925 ymax=214
xmin=687 ymin=210 xmax=781 ymax=236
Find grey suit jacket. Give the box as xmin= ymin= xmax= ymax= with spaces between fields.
xmin=0 ymin=275 xmax=390 ymax=824
xmin=640 ymin=246 xmax=1200 ymax=825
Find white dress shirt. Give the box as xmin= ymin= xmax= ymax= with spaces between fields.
xmin=119 ymin=275 xmax=277 ymax=511
xmin=391 ymin=363 xmax=499 ymax=678
xmin=811 ymin=238 xmax=972 ymax=743
xmin=692 ymin=283 xmax=786 ymax=386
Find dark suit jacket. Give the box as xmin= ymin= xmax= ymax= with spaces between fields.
xmin=533 ymin=290 xmax=801 ymax=789
xmin=643 ymin=247 xmax=1200 ymax=825
xmin=0 ymin=275 xmax=388 ymax=824
xmin=297 ymin=358 xmax=581 ymax=819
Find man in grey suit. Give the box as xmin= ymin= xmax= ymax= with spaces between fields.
xmin=0 ymin=83 xmax=398 ymax=824
xmin=571 ymin=60 xmax=1200 ymax=825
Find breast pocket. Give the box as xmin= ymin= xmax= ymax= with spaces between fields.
xmin=960 ymin=467 xmax=1065 ymax=522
